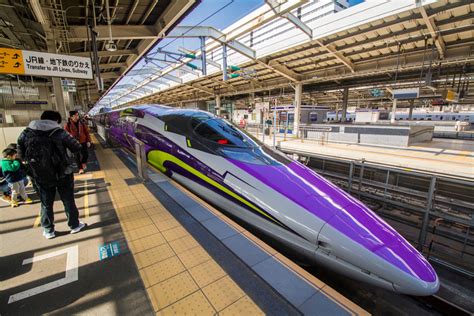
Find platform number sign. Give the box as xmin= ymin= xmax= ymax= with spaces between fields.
xmin=99 ymin=241 xmax=121 ymax=260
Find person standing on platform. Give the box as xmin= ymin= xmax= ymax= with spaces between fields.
xmin=1 ymin=148 xmax=32 ymax=207
xmin=18 ymin=110 xmax=86 ymax=239
xmin=64 ymin=110 xmax=92 ymax=174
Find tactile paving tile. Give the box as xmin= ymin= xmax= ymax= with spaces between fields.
xmin=189 ymin=259 xmax=226 ymax=288
xmin=219 ymin=296 xmax=265 ymax=316
xmin=117 ymin=209 xmax=149 ymax=221
xmin=148 ymin=272 xmax=199 ymax=311
xmin=129 ymin=233 xmax=166 ymax=254
xmin=140 ymin=256 xmax=185 ymax=288
xmin=153 ymin=217 xmax=181 ymax=232
xmin=202 ymin=276 xmax=245 ymax=312
xmin=176 ymin=246 xmax=212 ymax=269
xmin=157 ymin=291 xmax=216 ymax=316
xmin=161 ymin=226 xmax=190 ymax=242
xmin=115 ymin=204 xmax=145 ymax=215
xmin=125 ymin=224 xmax=160 ymax=241
xmin=150 ymin=213 xmax=175 ymax=224
xmin=120 ymin=217 xmax=154 ymax=231
xmin=134 ymin=243 xmax=175 ymax=269
xmin=168 ymin=235 xmax=200 ymax=254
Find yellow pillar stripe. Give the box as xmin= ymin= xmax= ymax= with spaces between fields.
xmin=147 ymin=150 xmax=278 ymax=224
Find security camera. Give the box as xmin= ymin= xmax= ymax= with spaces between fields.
xmin=105 ymin=40 xmax=117 ymax=52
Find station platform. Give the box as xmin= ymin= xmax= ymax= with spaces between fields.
xmin=256 ymin=135 xmax=474 ymax=179
xmin=1 ymin=137 xmax=368 ymax=315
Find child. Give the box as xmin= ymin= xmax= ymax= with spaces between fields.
xmin=1 ymin=148 xmax=32 ymax=207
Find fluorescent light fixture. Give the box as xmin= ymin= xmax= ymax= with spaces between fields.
xmin=30 ymin=0 xmax=47 ymax=25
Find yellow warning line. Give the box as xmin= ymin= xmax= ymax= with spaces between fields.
xmin=84 ymin=179 xmax=90 ymax=218
xmin=33 ymin=210 xmax=41 ymax=228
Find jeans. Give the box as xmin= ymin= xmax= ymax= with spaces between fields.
xmin=38 ymin=174 xmax=79 ymax=233
xmin=78 ymin=143 xmax=89 ymax=166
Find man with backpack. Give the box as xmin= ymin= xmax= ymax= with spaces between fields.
xmin=18 ymin=110 xmax=86 ymax=239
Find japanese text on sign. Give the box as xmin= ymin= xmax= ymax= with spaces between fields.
xmin=0 ymin=48 xmax=93 ymax=80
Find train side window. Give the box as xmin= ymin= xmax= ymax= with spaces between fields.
xmin=440 ymin=116 xmax=443 ymax=120
xmin=452 ymin=117 xmax=456 ymax=120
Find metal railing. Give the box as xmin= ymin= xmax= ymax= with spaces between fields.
xmin=298 ymin=126 xmax=332 ymax=145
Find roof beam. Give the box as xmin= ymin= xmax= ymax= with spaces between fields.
xmin=419 ymin=6 xmax=446 ymax=59
xmin=188 ymin=83 xmax=214 ymax=95
xmin=258 ymin=58 xmax=302 ymax=82
xmin=101 ymin=72 xmax=121 ymax=79
xmin=265 ymin=0 xmax=312 ymax=38
xmin=69 ymin=25 xmax=158 ymax=42
xmin=168 ymin=26 xmax=256 ymax=59
xmin=314 ymin=39 xmax=355 ymax=73
xmin=72 ymin=49 xmax=137 ymax=58
xmin=99 ymin=62 xmax=126 ymax=69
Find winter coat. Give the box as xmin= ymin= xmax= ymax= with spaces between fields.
xmin=1 ymin=159 xmax=23 ymax=183
xmin=64 ymin=119 xmax=91 ymax=144
xmin=17 ymin=120 xmax=82 ymax=183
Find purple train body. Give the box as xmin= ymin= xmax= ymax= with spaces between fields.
xmin=95 ymin=105 xmax=439 ymax=296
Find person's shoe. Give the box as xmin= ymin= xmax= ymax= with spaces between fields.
xmin=11 ymin=201 xmax=19 ymax=208
xmin=78 ymin=169 xmax=85 ymax=174
xmin=24 ymin=198 xmax=33 ymax=204
xmin=43 ymin=230 xmax=56 ymax=239
xmin=2 ymin=194 xmax=11 ymax=202
xmin=70 ymin=222 xmax=87 ymax=234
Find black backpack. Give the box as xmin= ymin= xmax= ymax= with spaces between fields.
xmin=24 ymin=128 xmax=63 ymax=184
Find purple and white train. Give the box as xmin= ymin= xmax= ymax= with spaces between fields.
xmin=95 ymin=104 xmax=439 ymax=296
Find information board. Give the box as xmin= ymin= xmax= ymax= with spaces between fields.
xmin=0 ymin=48 xmax=93 ymax=79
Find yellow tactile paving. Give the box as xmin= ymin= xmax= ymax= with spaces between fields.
xmin=189 ymin=259 xmax=227 ymax=288
xmin=140 ymin=256 xmax=186 ymax=288
xmin=153 ymin=217 xmax=181 ymax=231
xmin=168 ymin=235 xmax=201 ymax=254
xmin=161 ymin=226 xmax=190 ymax=242
xmin=157 ymin=291 xmax=216 ymax=316
xmin=202 ymin=276 xmax=246 ymax=312
xmin=219 ymin=296 xmax=265 ymax=316
xmin=147 ymin=272 xmax=199 ymax=311
xmin=128 ymin=233 xmax=167 ymax=254
xmin=124 ymin=224 xmax=161 ymax=241
xmin=177 ymin=246 xmax=212 ymax=269
xmin=134 ymin=243 xmax=175 ymax=269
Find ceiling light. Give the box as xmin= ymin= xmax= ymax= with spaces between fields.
xmin=30 ymin=0 xmax=47 ymax=25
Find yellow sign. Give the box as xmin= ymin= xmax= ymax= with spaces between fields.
xmin=0 ymin=48 xmax=25 ymax=75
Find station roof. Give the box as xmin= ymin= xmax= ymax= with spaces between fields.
xmin=106 ymin=0 xmax=473 ymax=109
xmin=0 ymin=0 xmax=199 ymax=102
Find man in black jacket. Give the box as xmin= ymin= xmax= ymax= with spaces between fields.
xmin=18 ymin=110 xmax=86 ymax=239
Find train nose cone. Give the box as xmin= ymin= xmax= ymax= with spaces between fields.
xmin=323 ymin=202 xmax=439 ymax=296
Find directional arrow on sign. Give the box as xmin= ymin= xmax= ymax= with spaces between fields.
xmin=13 ymin=62 xmax=21 ymax=68
xmin=12 ymin=53 xmax=19 ymax=59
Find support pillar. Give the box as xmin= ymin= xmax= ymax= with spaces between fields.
xmin=215 ymin=95 xmax=221 ymax=116
xmin=341 ymin=87 xmax=349 ymax=122
xmin=408 ymin=99 xmax=414 ymax=121
xmin=391 ymin=98 xmax=397 ymax=124
xmin=200 ymin=37 xmax=207 ymax=76
xmin=293 ymin=82 xmax=302 ymax=135
xmin=222 ymin=44 xmax=228 ymax=81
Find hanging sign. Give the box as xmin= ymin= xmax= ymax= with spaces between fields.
xmin=392 ymin=88 xmax=419 ymax=100
xmin=444 ymin=89 xmax=459 ymax=103
xmin=0 ymin=48 xmax=93 ymax=79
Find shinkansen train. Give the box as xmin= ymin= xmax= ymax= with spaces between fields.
xmin=325 ymin=111 xmax=474 ymax=123
xmin=95 ymin=105 xmax=439 ymax=296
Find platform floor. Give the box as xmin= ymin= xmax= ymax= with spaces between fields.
xmin=256 ymin=135 xmax=474 ymax=178
xmin=1 ymin=137 xmax=367 ymax=315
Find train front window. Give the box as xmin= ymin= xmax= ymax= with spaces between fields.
xmin=193 ymin=119 xmax=257 ymax=148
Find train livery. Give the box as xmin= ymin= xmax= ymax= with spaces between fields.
xmin=95 ymin=105 xmax=439 ymax=296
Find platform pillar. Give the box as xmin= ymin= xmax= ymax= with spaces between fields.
xmin=215 ymin=95 xmax=221 ymax=116
xmin=293 ymin=82 xmax=302 ymax=135
xmin=341 ymin=87 xmax=349 ymax=122
xmin=390 ymin=98 xmax=397 ymax=124
xmin=408 ymin=99 xmax=414 ymax=121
